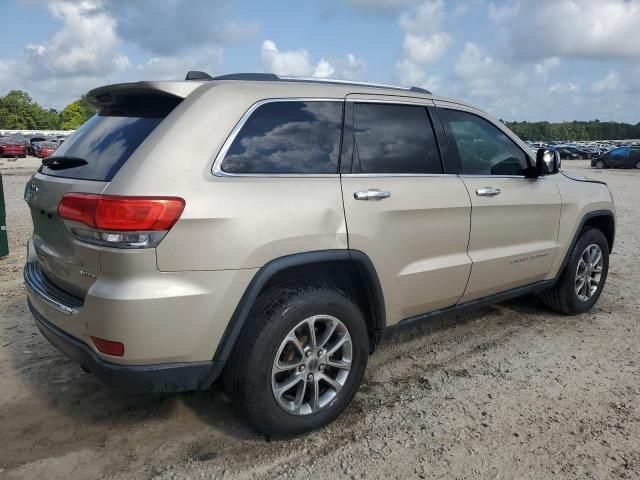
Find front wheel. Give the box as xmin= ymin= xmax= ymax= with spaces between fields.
xmin=541 ymin=228 xmax=609 ymax=315
xmin=224 ymin=285 xmax=369 ymax=438
xmin=594 ymin=160 xmax=605 ymax=169
xmin=635 ymin=160 xmax=640 ymax=169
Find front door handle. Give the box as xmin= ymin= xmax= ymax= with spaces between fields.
xmin=475 ymin=187 xmax=501 ymax=197
xmin=354 ymin=189 xmax=392 ymax=201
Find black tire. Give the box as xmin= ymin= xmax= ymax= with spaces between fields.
xmin=594 ymin=160 xmax=605 ymax=169
xmin=635 ymin=160 xmax=640 ymax=169
xmin=541 ymin=228 xmax=609 ymax=315
xmin=224 ymin=285 xmax=369 ymax=438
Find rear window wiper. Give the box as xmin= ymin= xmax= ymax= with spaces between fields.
xmin=42 ymin=156 xmax=88 ymax=170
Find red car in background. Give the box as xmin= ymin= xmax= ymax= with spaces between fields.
xmin=36 ymin=141 xmax=58 ymax=158
xmin=0 ymin=137 xmax=27 ymax=158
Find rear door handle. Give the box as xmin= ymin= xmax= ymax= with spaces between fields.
xmin=475 ymin=187 xmax=501 ymax=197
xmin=354 ymin=189 xmax=391 ymax=201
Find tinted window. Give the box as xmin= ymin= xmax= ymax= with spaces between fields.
xmin=221 ymin=101 xmax=343 ymax=174
xmin=352 ymin=103 xmax=442 ymax=174
xmin=40 ymin=114 xmax=164 ymax=181
xmin=442 ymin=109 xmax=529 ymax=176
xmin=610 ymin=147 xmax=629 ymax=158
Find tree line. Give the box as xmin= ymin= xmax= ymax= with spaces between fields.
xmin=0 ymin=90 xmax=96 ymax=131
xmin=1 ymin=89 xmax=639 ymax=140
xmin=503 ymin=120 xmax=640 ymax=141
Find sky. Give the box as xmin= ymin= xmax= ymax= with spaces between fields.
xmin=1 ymin=0 xmax=639 ymax=122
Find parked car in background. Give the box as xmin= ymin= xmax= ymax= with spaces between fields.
xmin=555 ymin=147 xmax=581 ymax=160
xmin=28 ymin=137 xmax=47 ymax=156
xmin=592 ymin=146 xmax=640 ymax=169
xmin=35 ymin=141 xmax=58 ymax=158
xmin=0 ymin=137 xmax=27 ymax=158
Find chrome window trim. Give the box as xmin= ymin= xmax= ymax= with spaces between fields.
xmin=212 ymin=98 xmax=344 ymax=178
xmin=342 ymin=173 xmax=458 ymax=178
xmin=345 ymin=97 xmax=434 ymax=106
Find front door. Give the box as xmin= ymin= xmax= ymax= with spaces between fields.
xmin=436 ymin=104 xmax=562 ymax=302
xmin=341 ymin=95 xmax=472 ymax=325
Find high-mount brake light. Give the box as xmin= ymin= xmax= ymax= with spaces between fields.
xmin=58 ymin=193 xmax=185 ymax=248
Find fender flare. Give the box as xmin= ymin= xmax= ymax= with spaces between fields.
xmin=212 ymin=249 xmax=386 ymax=364
xmin=553 ymin=209 xmax=615 ymax=284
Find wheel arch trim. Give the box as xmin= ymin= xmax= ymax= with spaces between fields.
xmin=553 ymin=209 xmax=615 ymax=284
xmin=212 ymin=249 xmax=386 ymax=363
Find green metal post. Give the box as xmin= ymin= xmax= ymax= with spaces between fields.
xmin=0 ymin=172 xmax=8 ymax=257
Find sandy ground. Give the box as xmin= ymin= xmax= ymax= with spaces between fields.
xmin=0 ymin=157 xmax=638 ymax=480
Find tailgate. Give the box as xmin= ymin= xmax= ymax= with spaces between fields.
xmin=25 ymin=174 xmax=107 ymax=297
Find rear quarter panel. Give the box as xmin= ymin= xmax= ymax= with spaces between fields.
xmin=105 ymin=82 xmax=348 ymax=272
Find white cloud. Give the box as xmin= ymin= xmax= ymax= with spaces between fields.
xmin=313 ymin=59 xmax=335 ymax=78
xmin=402 ymin=32 xmax=450 ymax=64
xmin=507 ymin=0 xmax=640 ymax=59
xmin=261 ymin=40 xmax=318 ymax=77
xmin=399 ymin=0 xmax=445 ymax=34
xmin=342 ymin=54 xmax=366 ymax=80
xmin=548 ymin=82 xmax=579 ymax=94
xmin=487 ymin=1 xmax=520 ymax=24
xmin=136 ymin=48 xmax=223 ymax=80
xmin=534 ymin=56 xmax=560 ymax=76
xmin=102 ymin=0 xmax=259 ymax=55
xmin=395 ymin=0 xmax=450 ymax=87
xmin=346 ymin=0 xmax=420 ymax=9
xmin=26 ymin=1 xmax=120 ymax=77
xmin=590 ymin=71 xmax=622 ymax=94
xmin=261 ymin=40 xmax=362 ymax=80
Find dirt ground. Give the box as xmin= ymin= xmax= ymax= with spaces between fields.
xmin=0 ymin=157 xmax=638 ymax=480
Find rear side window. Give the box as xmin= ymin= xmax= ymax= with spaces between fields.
xmin=352 ymin=103 xmax=442 ymax=174
xmin=441 ymin=109 xmax=529 ymax=176
xmin=221 ymin=101 xmax=343 ymax=174
xmin=40 ymin=93 xmax=180 ymax=181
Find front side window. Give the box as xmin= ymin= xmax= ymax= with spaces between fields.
xmin=352 ymin=103 xmax=442 ymax=174
xmin=610 ymin=147 xmax=629 ymax=158
xmin=441 ymin=109 xmax=529 ymax=176
xmin=221 ymin=101 xmax=343 ymax=174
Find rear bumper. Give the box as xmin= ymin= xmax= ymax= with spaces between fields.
xmin=29 ymin=299 xmax=223 ymax=393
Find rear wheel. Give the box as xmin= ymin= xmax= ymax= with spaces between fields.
xmin=541 ymin=228 xmax=609 ymax=315
xmin=635 ymin=160 xmax=640 ymax=169
xmin=224 ymin=285 xmax=369 ymax=438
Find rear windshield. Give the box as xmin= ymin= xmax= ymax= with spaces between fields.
xmin=39 ymin=114 xmax=164 ymax=181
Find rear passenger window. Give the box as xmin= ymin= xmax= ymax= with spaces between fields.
xmin=352 ymin=103 xmax=442 ymax=174
xmin=441 ymin=109 xmax=529 ymax=176
xmin=221 ymin=101 xmax=343 ymax=174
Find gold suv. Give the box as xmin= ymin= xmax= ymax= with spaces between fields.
xmin=24 ymin=72 xmax=615 ymax=437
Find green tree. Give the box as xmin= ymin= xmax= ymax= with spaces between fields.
xmin=59 ymin=96 xmax=96 ymax=130
xmin=0 ymin=90 xmax=60 ymax=129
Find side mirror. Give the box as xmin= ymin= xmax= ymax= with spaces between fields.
xmin=536 ymin=148 xmax=561 ymax=175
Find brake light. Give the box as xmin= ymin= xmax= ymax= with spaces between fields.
xmin=58 ymin=193 xmax=185 ymax=231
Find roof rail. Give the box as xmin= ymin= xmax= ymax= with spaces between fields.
xmin=186 ymin=71 xmax=432 ymax=94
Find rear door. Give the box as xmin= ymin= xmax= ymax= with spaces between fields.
xmin=25 ymin=89 xmax=185 ymax=297
xmin=341 ymin=95 xmax=472 ymax=326
xmin=435 ymin=103 xmax=561 ymax=302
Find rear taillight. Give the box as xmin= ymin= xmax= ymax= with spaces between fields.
xmin=58 ymin=193 xmax=185 ymax=248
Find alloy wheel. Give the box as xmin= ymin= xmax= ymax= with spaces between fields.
xmin=575 ymin=244 xmax=604 ymax=302
xmin=271 ymin=315 xmax=352 ymax=415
